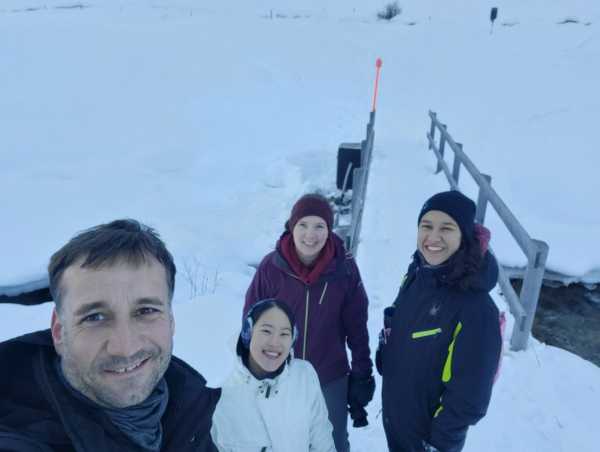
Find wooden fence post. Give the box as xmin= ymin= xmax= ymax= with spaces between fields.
xmin=476 ymin=174 xmax=492 ymax=224
xmin=436 ymin=125 xmax=447 ymax=174
xmin=452 ymin=143 xmax=462 ymax=188
xmin=429 ymin=112 xmax=437 ymax=150
xmin=425 ymin=111 xmax=550 ymax=351
xmin=511 ymin=240 xmax=550 ymax=350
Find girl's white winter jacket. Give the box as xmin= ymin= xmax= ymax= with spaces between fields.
xmin=211 ymin=357 xmax=335 ymax=452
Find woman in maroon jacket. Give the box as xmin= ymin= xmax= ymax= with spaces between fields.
xmin=244 ymin=193 xmax=374 ymax=452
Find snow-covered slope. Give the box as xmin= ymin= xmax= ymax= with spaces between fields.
xmin=1 ymin=0 xmax=599 ymax=290
xmin=2 ymin=1 xmax=600 ymax=450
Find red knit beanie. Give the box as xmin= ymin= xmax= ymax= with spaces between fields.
xmin=286 ymin=194 xmax=333 ymax=231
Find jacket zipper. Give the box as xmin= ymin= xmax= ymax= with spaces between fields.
xmin=302 ymin=282 xmax=329 ymax=359
xmin=303 ymin=288 xmax=309 ymax=359
xmin=279 ymin=270 xmax=311 ymax=360
xmin=259 ymin=383 xmax=272 ymax=452
xmin=318 ymin=282 xmax=328 ymax=305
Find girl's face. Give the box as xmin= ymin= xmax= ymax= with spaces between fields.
xmin=292 ymin=215 xmax=329 ymax=265
xmin=248 ymin=307 xmax=293 ymax=377
xmin=417 ymin=210 xmax=462 ymax=266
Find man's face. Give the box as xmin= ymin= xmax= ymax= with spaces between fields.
xmin=51 ymin=257 xmax=174 ymax=409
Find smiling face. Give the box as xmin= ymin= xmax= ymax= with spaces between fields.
xmin=51 ymin=257 xmax=174 ymax=408
xmin=417 ymin=210 xmax=462 ymax=266
xmin=292 ymin=215 xmax=329 ymax=266
xmin=248 ymin=307 xmax=293 ymax=378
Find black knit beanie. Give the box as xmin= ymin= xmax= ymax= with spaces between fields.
xmin=418 ymin=190 xmax=476 ymax=238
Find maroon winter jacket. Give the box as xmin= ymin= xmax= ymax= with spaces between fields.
xmin=244 ymin=232 xmax=372 ymax=385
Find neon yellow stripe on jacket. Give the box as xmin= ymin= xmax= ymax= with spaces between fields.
xmin=442 ymin=322 xmax=463 ymax=383
xmin=411 ymin=328 xmax=442 ymax=339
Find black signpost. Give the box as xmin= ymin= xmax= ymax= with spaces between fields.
xmin=490 ymin=7 xmax=498 ymax=34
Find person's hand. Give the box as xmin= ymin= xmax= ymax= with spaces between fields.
xmin=375 ymin=329 xmax=388 ymax=375
xmin=348 ymin=373 xmax=375 ymax=407
xmin=347 ymin=373 xmax=375 ymax=427
xmin=376 ymin=306 xmax=395 ymax=374
xmin=383 ymin=306 xmax=395 ymax=329
xmin=348 ymin=404 xmax=368 ymax=428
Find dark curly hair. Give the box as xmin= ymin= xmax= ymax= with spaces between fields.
xmin=445 ymin=232 xmax=484 ymax=291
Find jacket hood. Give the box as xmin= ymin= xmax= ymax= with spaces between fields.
xmin=474 ymin=251 xmax=499 ymax=292
xmin=227 ymin=356 xmax=290 ymax=393
xmin=413 ymin=249 xmax=499 ymax=293
xmin=273 ymin=231 xmax=347 ymax=274
xmin=7 ymin=328 xmax=54 ymax=348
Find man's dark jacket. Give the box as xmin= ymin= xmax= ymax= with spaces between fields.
xmin=244 ymin=232 xmax=372 ymax=385
xmin=0 ymin=329 xmax=220 ymax=452
xmin=380 ymin=252 xmax=502 ymax=452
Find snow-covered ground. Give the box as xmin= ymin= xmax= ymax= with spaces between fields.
xmin=2 ymin=1 xmax=600 ymax=450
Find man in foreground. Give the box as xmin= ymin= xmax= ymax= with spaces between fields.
xmin=0 ymin=219 xmax=219 ymax=451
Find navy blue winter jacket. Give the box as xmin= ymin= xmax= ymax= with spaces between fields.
xmin=0 ymin=330 xmax=220 ymax=452
xmin=380 ymin=251 xmax=502 ymax=452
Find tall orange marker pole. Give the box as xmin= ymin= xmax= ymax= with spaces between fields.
xmin=371 ymin=58 xmax=383 ymax=113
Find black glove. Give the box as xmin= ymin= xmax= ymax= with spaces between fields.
xmin=375 ymin=343 xmax=384 ymax=375
xmin=348 ymin=404 xmax=368 ymax=428
xmin=348 ymin=373 xmax=375 ymax=407
xmin=375 ymin=306 xmax=396 ymax=375
xmin=347 ymin=373 xmax=375 ymax=427
xmin=383 ymin=306 xmax=395 ymax=330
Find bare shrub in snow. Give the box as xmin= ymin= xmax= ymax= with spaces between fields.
xmin=181 ymin=257 xmax=219 ymax=299
xmin=377 ymin=2 xmax=402 ymax=21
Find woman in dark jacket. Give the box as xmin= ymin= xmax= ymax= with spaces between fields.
xmin=378 ymin=190 xmax=502 ymax=452
xmin=245 ymin=193 xmax=374 ymax=452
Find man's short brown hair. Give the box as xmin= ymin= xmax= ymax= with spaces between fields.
xmin=48 ymin=219 xmax=176 ymax=310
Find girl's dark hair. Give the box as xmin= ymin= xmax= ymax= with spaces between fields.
xmin=445 ymin=232 xmax=484 ymax=291
xmin=236 ymin=299 xmax=297 ymax=362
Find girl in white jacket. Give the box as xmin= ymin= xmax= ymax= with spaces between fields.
xmin=211 ymin=298 xmax=335 ymax=452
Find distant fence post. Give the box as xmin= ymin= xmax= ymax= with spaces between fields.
xmin=425 ymin=110 xmax=549 ymax=351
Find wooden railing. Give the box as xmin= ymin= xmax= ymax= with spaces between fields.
xmin=426 ymin=110 xmax=549 ymax=351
